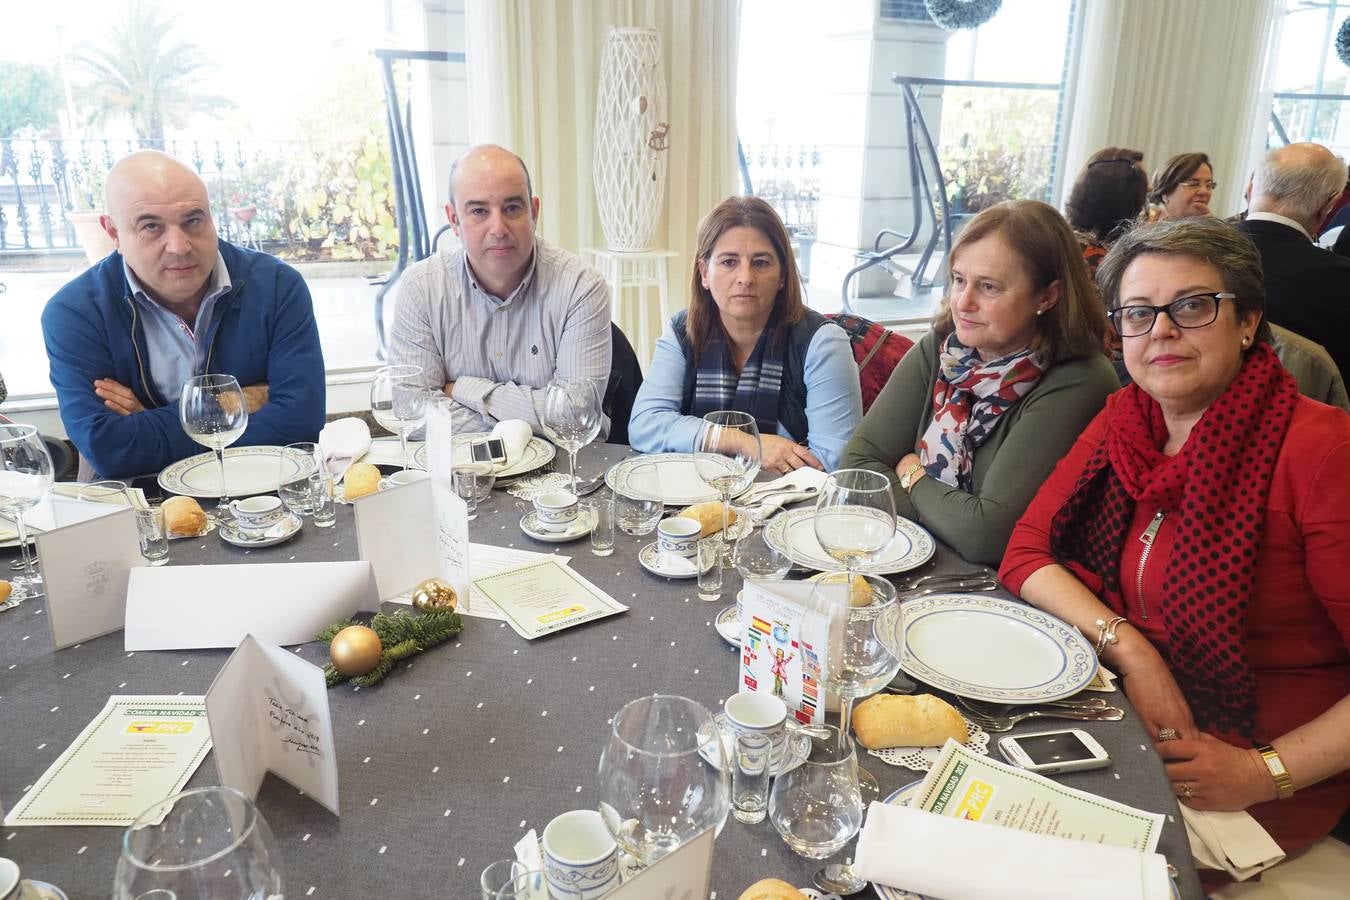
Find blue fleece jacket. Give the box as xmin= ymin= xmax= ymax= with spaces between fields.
xmin=41 ymin=241 xmax=326 ymax=479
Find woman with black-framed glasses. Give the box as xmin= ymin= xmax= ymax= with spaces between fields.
xmin=999 ymin=217 xmax=1350 ymax=890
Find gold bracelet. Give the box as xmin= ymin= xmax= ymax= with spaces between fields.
xmin=1255 ymin=744 xmax=1295 ymax=800
xmin=1093 ymin=616 xmax=1127 ymax=655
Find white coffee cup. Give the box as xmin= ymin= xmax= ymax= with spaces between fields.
xmin=656 ymin=516 xmax=701 ymax=558
xmin=228 ymin=495 xmax=286 ymax=533
xmin=533 ymin=490 xmax=579 ymax=533
xmin=725 ymin=691 xmax=789 ymax=761
xmin=541 ymin=809 xmax=622 ymax=899
xmin=384 ymin=469 xmax=429 ymax=488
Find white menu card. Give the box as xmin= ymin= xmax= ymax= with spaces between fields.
xmin=36 ymin=506 xmax=143 ymax=649
xmin=605 ymin=827 xmax=714 ymax=900
xmin=206 ymin=634 xmax=339 ymax=816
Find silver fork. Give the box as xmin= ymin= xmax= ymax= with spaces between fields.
xmin=963 ymin=706 xmax=1124 ymax=733
xmin=959 ymin=696 xmax=1109 ymax=716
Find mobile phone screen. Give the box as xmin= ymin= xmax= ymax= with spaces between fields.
xmin=1016 ymin=732 xmax=1097 ymax=766
xmin=472 ymin=438 xmax=507 ymax=464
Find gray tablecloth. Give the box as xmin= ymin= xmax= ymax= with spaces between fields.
xmin=0 ymin=445 xmax=1201 ymax=900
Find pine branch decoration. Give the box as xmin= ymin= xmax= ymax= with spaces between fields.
xmin=318 ymin=610 xmax=464 ymax=688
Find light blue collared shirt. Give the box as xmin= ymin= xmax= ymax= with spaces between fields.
xmin=124 ymin=251 xmax=232 ymax=404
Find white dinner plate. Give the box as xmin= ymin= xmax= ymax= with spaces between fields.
xmin=605 ymin=452 xmax=748 ymax=506
xmin=762 ymin=508 xmax=935 ymax=575
xmin=897 ymin=594 xmax=1098 ymax=704
xmin=411 ymin=433 xmax=555 ymax=478
xmin=158 ymin=446 xmax=303 ymax=499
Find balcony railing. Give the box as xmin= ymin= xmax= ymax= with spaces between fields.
xmin=739 ymin=142 xmax=821 ymax=238
xmin=0 ymin=137 xmax=397 ymax=261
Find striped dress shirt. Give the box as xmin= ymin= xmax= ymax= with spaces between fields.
xmin=388 ymin=237 xmax=612 ymax=436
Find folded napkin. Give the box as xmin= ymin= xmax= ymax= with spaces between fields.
xmin=319 ymin=417 xmax=372 ymax=479
xmin=741 ymin=467 xmax=829 ymax=517
xmin=854 ymin=802 xmax=1172 ymax=900
xmin=490 ymin=419 xmax=533 ymax=467
xmin=657 ymin=551 xmax=699 ymax=577
xmin=1180 ymin=805 xmax=1284 ymax=882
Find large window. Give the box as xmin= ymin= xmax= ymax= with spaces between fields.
xmin=1270 ymin=0 xmax=1350 ymax=155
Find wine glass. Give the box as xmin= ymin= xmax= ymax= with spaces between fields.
xmin=113 ymin=786 xmax=284 ymax=900
xmin=370 ymin=364 xmax=428 ymax=471
xmin=728 ymin=525 xmax=793 ymax=630
xmin=596 ymin=694 xmax=729 ymax=868
xmin=768 ymin=722 xmax=864 ymax=859
xmin=180 ymin=374 xmax=248 ymax=522
xmin=693 ymin=411 xmax=761 ymax=549
xmin=0 ymin=425 xmax=54 ymax=602
xmin=813 ymin=468 xmax=899 ymax=801
xmin=77 ymin=480 xmax=131 ymax=506
xmin=541 ymin=376 xmax=603 ymax=495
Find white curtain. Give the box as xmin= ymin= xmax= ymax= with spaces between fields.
xmin=1059 ymin=0 xmax=1280 ymax=218
xmin=464 ymin=0 xmax=741 ymax=363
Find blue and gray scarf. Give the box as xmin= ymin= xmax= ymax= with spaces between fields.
xmin=689 ymin=316 xmax=788 ymax=438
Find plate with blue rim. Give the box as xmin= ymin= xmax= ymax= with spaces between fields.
xmin=895 ymin=593 xmax=1097 ymax=704
xmin=762 ymin=507 xmax=935 ymax=575
xmin=411 ymin=433 xmax=555 ymax=478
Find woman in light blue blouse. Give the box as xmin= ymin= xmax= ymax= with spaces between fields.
xmin=628 ymin=197 xmax=862 ymax=473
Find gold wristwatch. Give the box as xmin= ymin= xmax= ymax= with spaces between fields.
xmin=899 ymin=463 xmax=925 ymax=492
xmin=1255 ymin=744 xmax=1295 ymax=800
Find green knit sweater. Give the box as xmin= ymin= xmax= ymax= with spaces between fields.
xmin=840 ymin=329 xmax=1120 ymax=566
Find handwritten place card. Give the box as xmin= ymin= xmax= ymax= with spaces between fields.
xmin=205 ymin=634 xmax=339 ymax=815
xmin=124 ymin=560 xmax=379 ymax=650
xmin=605 ymin=826 xmax=714 ymax=900
xmin=739 ymin=579 xmax=836 ymax=725
xmin=36 ymin=506 xmax=143 ymax=649
xmin=4 ymin=695 xmax=211 ymax=827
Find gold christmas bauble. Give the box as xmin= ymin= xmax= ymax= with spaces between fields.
xmin=330 ymin=625 xmax=383 ymax=677
xmin=411 ymin=577 xmax=457 ymax=614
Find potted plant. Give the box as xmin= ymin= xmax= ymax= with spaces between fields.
xmin=62 ymin=161 xmax=116 ymax=265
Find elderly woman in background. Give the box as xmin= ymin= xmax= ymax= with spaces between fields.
xmin=1000 ymin=217 xmax=1350 ymax=871
xmin=1147 ymin=152 xmax=1215 ymax=221
xmin=628 ymin=196 xmax=862 ymax=473
xmin=840 ymin=200 xmax=1119 ymax=566
xmin=1066 ymin=146 xmax=1149 ymax=278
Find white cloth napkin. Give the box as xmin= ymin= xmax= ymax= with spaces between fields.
xmin=740 ymin=467 xmax=829 ymax=517
xmin=491 ymin=419 xmax=533 ymax=467
xmin=1180 ymin=806 xmax=1285 ymax=882
xmin=854 ymin=802 xmax=1172 ymax=900
xmin=656 ymin=552 xmax=699 ymax=577
xmin=319 ymin=418 xmax=372 ymax=479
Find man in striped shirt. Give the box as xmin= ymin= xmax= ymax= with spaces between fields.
xmin=388 ymin=144 xmax=611 ymax=435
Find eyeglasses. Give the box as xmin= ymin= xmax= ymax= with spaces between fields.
xmin=1179 ymin=179 xmax=1217 ymax=191
xmin=1109 ymin=292 xmax=1236 ymax=337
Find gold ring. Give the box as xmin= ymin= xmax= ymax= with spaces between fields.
xmin=1179 ymin=782 xmax=1194 ymax=799
xmin=1157 ymin=727 xmax=1180 ymax=742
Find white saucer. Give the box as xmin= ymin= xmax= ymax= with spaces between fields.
xmin=520 ymin=509 xmax=593 ymax=542
xmin=696 ymin=712 xmax=810 ymax=776
xmin=219 ymin=513 xmax=303 ymax=548
xmin=638 ymin=542 xmax=701 ymax=579
xmin=715 ymin=605 xmax=741 ymax=647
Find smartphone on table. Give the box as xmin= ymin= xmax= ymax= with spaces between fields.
xmin=996 ymin=728 xmax=1110 ymax=775
xmin=470 ymin=437 xmax=507 ymax=465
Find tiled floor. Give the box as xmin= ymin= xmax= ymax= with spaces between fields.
xmin=0 ymin=261 xmax=941 ymax=401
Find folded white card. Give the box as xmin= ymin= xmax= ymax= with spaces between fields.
xmin=205 ymin=634 xmax=339 ymax=816
xmin=124 ymin=561 xmax=379 ymax=650
xmin=739 ymin=579 xmax=835 ymax=725
xmin=37 ymin=506 xmax=143 ymax=649
xmin=353 ymin=478 xmax=440 ymax=600
xmin=604 ymin=826 xmax=714 ymax=900
xmin=428 ymin=397 xmax=471 ymax=607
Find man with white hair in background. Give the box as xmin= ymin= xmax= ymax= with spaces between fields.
xmin=1238 ymin=142 xmax=1350 ymax=381
xmin=41 ymin=149 xmax=326 ymax=480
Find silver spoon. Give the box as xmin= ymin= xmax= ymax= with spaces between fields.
xmin=814 ymin=860 xmax=867 ymax=896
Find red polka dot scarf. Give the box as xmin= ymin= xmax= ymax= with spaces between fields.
xmin=1048 ymin=344 xmax=1298 ymax=738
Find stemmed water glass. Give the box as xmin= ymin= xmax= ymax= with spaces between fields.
xmin=812 ymin=468 xmax=899 ymax=803
xmin=370 ymin=364 xmax=428 ymax=471
xmin=693 ymin=411 xmax=761 ymax=549
xmin=113 ymin=786 xmax=284 ymax=899
xmin=0 ymin=425 xmax=54 ymax=602
xmin=541 ymin=376 xmax=603 ymax=495
xmin=596 ymin=694 xmax=729 ymax=868
xmin=180 ymin=374 xmax=249 ymax=522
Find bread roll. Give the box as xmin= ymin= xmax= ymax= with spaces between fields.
xmin=852 ymin=693 xmax=967 ymax=749
xmin=677 ymin=501 xmax=738 ymax=537
xmin=738 ymin=878 xmax=809 ymax=900
xmin=162 ymin=496 xmax=207 ymax=537
xmin=808 ymin=571 xmax=875 ymax=607
xmin=343 ymin=462 xmax=382 ymax=500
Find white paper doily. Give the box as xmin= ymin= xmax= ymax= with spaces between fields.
xmin=866 ymin=716 xmax=990 ymax=771
xmin=505 ymin=472 xmax=571 ymax=501
xmin=800 ymin=890 xmax=843 ymax=900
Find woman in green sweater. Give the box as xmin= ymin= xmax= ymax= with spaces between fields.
xmin=841 ymin=200 xmax=1119 ymax=565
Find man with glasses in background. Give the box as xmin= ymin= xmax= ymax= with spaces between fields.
xmin=1238 ymin=142 xmax=1350 ymax=383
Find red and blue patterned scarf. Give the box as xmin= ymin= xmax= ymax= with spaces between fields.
xmin=918 ymin=333 xmax=1046 ymax=491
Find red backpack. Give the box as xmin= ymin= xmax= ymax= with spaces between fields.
xmin=825 ymin=313 xmax=915 ymax=412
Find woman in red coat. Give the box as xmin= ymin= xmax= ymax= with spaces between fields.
xmin=1000 ymin=217 xmax=1350 ymax=871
